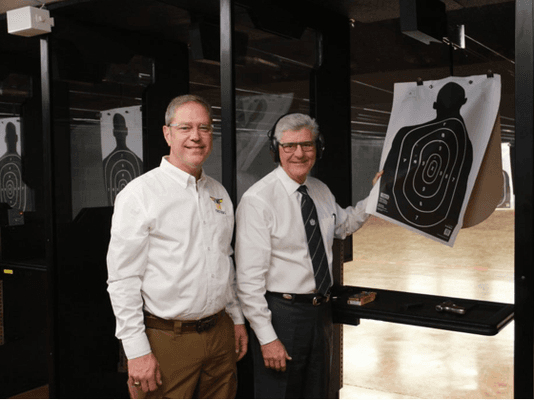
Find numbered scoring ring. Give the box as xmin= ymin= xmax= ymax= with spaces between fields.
xmin=392 ymin=118 xmax=470 ymax=228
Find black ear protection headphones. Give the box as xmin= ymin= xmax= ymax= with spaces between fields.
xmin=267 ymin=113 xmax=326 ymax=163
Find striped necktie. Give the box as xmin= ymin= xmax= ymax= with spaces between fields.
xmin=297 ymin=185 xmax=331 ymax=296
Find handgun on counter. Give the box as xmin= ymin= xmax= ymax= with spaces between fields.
xmin=435 ymin=300 xmax=466 ymax=315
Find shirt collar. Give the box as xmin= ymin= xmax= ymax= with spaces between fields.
xmin=275 ymin=165 xmax=309 ymax=197
xmin=160 ymin=156 xmax=206 ymax=188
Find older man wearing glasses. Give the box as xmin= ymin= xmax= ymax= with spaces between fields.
xmin=235 ymin=113 xmax=381 ymax=399
xmin=107 ymin=95 xmax=248 ymax=399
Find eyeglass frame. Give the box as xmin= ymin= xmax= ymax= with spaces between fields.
xmin=279 ymin=141 xmax=316 ymax=154
xmin=167 ymin=123 xmax=213 ymax=134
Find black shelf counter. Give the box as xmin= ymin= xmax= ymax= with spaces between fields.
xmin=332 ymin=285 xmax=514 ymax=336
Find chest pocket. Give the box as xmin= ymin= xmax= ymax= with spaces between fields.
xmin=206 ymin=195 xmax=233 ymax=248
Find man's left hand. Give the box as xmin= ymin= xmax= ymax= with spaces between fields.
xmin=234 ymin=324 xmax=248 ymax=361
xmin=372 ymin=170 xmax=384 ymax=186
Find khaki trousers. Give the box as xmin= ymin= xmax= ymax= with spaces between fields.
xmin=130 ymin=312 xmax=237 ymax=399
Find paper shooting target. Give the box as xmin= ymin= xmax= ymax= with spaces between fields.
xmin=379 ymin=115 xmax=472 ymax=238
xmin=366 ymin=75 xmax=501 ymax=246
xmin=0 ymin=118 xmax=34 ymax=212
xmin=101 ymin=107 xmax=143 ymax=206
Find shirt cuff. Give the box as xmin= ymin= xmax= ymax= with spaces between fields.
xmin=122 ymin=333 xmax=152 ymax=360
xmin=253 ymin=323 xmax=278 ymax=346
xmin=226 ymin=305 xmax=246 ymax=325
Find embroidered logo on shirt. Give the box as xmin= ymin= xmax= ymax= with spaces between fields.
xmin=210 ymin=196 xmax=226 ymax=214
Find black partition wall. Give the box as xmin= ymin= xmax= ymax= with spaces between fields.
xmin=50 ymin=24 xmax=192 ymax=400
xmin=514 ymin=1 xmax=534 ymax=398
xmin=40 ymin=16 xmax=191 ymax=397
xmin=0 ymin=27 xmax=48 ymax=398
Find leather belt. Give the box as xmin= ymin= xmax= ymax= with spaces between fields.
xmin=267 ymin=291 xmax=331 ymax=306
xmin=144 ymin=309 xmax=225 ymax=334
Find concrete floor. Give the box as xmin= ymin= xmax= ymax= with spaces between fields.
xmin=340 ymin=210 xmax=514 ymax=399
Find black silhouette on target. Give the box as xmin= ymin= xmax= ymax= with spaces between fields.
xmin=102 ymin=113 xmax=143 ymax=206
xmin=377 ymin=82 xmax=473 ymax=241
xmin=0 ymin=122 xmax=34 ymax=211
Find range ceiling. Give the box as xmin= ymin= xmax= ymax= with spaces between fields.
xmin=0 ymin=0 xmax=516 ymax=137
xmin=0 ymin=0 xmax=515 ymax=22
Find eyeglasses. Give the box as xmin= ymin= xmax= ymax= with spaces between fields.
xmin=168 ymin=123 xmax=213 ymax=135
xmin=279 ymin=141 xmax=315 ymax=154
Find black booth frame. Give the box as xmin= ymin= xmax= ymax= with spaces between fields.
xmin=513 ymin=2 xmax=534 ymax=398
xmin=30 ymin=0 xmax=534 ymax=398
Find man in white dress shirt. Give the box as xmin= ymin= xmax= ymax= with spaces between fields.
xmin=107 ymin=95 xmax=248 ymax=399
xmin=235 ymin=113 xmax=381 ymax=398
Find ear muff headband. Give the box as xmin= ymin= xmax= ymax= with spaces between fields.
xmin=267 ymin=114 xmax=325 ymax=163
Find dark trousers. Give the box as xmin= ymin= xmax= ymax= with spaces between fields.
xmin=250 ymin=292 xmax=334 ymax=399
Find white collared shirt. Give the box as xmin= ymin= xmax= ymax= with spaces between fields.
xmin=235 ymin=166 xmax=369 ymax=345
xmin=107 ymin=157 xmax=244 ymax=359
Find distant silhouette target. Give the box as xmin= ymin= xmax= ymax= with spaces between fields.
xmin=102 ymin=111 xmax=143 ymax=205
xmin=0 ymin=121 xmax=34 ymax=211
xmin=0 ymin=157 xmax=23 ymax=207
xmin=104 ymin=154 xmax=141 ymax=204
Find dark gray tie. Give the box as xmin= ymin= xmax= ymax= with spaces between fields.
xmin=297 ymin=185 xmax=331 ymax=295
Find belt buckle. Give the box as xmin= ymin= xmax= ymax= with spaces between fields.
xmin=196 ymin=314 xmax=216 ymax=333
xmin=313 ymin=293 xmax=330 ymax=306
xmin=197 ymin=318 xmax=212 ymax=333
xmin=197 ymin=318 xmax=208 ymax=333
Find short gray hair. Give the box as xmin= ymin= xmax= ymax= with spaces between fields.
xmin=274 ymin=113 xmax=319 ymax=141
xmin=165 ymin=94 xmax=213 ymax=126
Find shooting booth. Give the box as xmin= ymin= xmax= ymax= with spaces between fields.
xmin=0 ymin=0 xmax=530 ymax=398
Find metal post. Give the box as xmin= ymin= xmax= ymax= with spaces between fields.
xmin=40 ymin=36 xmax=58 ymax=398
xmin=514 ymin=1 xmax=534 ymax=398
xmin=310 ymin=14 xmax=352 ymax=399
xmin=220 ymin=0 xmax=237 ymax=204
